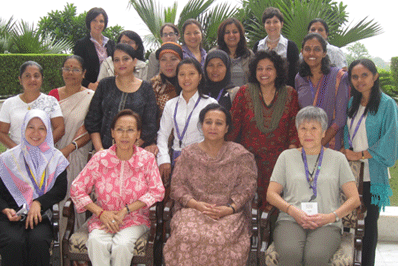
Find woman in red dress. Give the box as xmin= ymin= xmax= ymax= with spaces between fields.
xmin=228 ymin=50 xmax=299 ymax=209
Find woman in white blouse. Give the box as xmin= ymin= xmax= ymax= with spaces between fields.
xmin=157 ymin=58 xmax=217 ymax=182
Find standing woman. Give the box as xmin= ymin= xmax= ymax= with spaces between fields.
xmin=157 ymin=58 xmax=217 ymax=182
xmin=98 ymin=30 xmax=148 ymax=81
xmin=215 ymin=18 xmax=254 ymax=87
xmin=253 ymin=7 xmax=299 ymax=88
xmin=74 ymin=7 xmax=115 ymax=90
xmin=344 ymin=59 xmax=398 ymax=266
xmin=151 ymin=42 xmax=183 ymax=116
xmin=0 ymin=110 xmax=69 ymax=266
xmin=48 ymin=55 xmax=94 ymax=231
xmin=204 ymin=50 xmax=237 ymax=110
xmin=147 ymin=23 xmax=180 ymax=80
xmin=296 ymin=33 xmax=350 ymax=151
xmin=85 ymin=44 xmax=157 ymax=153
xmin=181 ymin=19 xmax=207 ymax=68
xmin=228 ymin=51 xmax=299 ymax=209
xmin=0 ymin=61 xmax=64 ymax=148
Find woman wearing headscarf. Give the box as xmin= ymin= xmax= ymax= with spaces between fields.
xmin=0 ymin=110 xmax=69 ymax=266
xmin=204 ymin=50 xmax=238 ymax=110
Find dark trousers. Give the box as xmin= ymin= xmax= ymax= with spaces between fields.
xmin=0 ymin=218 xmax=52 ymax=266
xmin=362 ymin=182 xmax=380 ymax=266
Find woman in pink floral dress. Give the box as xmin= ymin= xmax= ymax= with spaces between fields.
xmin=71 ymin=110 xmax=165 ymax=266
xmin=163 ymin=103 xmax=257 ymax=265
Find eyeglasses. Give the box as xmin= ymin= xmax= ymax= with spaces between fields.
xmin=114 ymin=128 xmax=136 ymax=134
xmin=120 ymin=40 xmax=136 ymax=46
xmin=62 ymin=67 xmax=83 ymax=73
xmin=162 ymin=32 xmax=177 ymax=38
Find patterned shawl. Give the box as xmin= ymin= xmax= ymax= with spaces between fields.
xmin=0 ymin=109 xmax=69 ymax=209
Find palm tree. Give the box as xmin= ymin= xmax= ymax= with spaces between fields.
xmin=128 ymin=0 xmax=238 ymax=51
xmin=0 ymin=17 xmax=16 ymax=53
xmin=8 ymin=20 xmax=72 ymax=54
xmin=237 ymin=0 xmax=382 ymax=49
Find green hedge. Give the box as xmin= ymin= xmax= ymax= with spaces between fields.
xmin=0 ymin=54 xmax=71 ymax=97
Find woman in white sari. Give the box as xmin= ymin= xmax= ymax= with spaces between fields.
xmin=49 ymin=55 xmax=94 ymax=233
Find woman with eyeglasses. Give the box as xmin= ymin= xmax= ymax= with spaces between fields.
xmin=48 ymin=55 xmax=94 ymax=233
xmin=0 ymin=61 xmax=65 ymax=149
xmin=147 ymin=23 xmax=180 ymax=80
xmin=98 ymin=30 xmax=148 ymax=81
xmin=267 ymin=106 xmax=360 ymax=265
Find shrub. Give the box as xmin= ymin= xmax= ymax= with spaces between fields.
xmin=0 ymin=54 xmax=70 ymax=97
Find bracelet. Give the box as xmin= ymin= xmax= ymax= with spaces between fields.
xmin=227 ymin=204 xmax=236 ymax=213
xmin=125 ymin=204 xmax=130 ymax=214
xmin=98 ymin=210 xmax=104 ymax=219
xmin=72 ymin=141 xmax=78 ymax=151
xmin=361 ymin=151 xmax=365 ymax=160
xmin=286 ymin=204 xmax=292 ymax=214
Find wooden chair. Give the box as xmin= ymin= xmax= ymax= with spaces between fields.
xmin=162 ymin=193 xmax=262 ymax=265
xmin=260 ymin=161 xmax=365 ymax=266
xmin=61 ymin=198 xmax=163 ymax=266
xmin=0 ymin=204 xmax=61 ymax=266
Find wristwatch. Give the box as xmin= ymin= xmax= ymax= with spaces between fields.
xmin=332 ymin=211 xmax=340 ymax=222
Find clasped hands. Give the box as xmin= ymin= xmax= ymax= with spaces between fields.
xmin=98 ymin=208 xmax=128 ymax=233
xmin=289 ymin=207 xmax=334 ymax=230
xmin=193 ymin=201 xmax=234 ymax=220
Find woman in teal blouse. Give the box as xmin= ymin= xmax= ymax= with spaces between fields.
xmin=344 ymin=59 xmax=398 ymax=266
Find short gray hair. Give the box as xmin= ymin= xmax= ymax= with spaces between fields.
xmin=295 ymin=106 xmax=328 ymax=131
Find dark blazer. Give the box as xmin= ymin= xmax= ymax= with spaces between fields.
xmin=74 ymin=35 xmax=115 ymax=87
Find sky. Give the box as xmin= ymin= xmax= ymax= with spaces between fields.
xmin=2 ymin=0 xmax=396 ymax=62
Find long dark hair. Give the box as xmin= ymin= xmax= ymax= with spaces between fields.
xmin=175 ymin=58 xmax=207 ymax=99
xmin=217 ymin=18 xmax=250 ymax=59
xmin=298 ymin=33 xmax=331 ymax=77
xmin=347 ymin=59 xmax=381 ymax=118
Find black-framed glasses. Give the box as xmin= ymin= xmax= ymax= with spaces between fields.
xmin=162 ymin=32 xmax=177 ymax=38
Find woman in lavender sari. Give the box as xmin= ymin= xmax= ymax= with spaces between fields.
xmin=295 ymin=33 xmax=349 ymax=150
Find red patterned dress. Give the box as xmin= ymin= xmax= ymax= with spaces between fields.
xmin=227 ymin=85 xmax=299 ymax=209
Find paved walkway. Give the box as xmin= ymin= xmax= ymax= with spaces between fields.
xmin=375 ymin=241 xmax=398 ymax=265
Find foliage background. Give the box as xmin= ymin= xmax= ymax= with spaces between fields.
xmin=0 ymin=54 xmax=69 ymax=96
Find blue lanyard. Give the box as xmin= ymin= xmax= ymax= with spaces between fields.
xmin=302 ymin=147 xmax=324 ymax=201
xmin=173 ymin=97 xmax=201 ymax=148
xmin=210 ymin=89 xmax=225 ymax=102
xmin=348 ymin=112 xmax=365 ymax=149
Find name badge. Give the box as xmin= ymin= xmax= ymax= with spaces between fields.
xmin=301 ymin=202 xmax=318 ymax=215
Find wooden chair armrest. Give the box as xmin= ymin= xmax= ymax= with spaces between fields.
xmin=52 ymin=203 xmax=60 ymax=242
xmin=62 ymin=199 xmax=75 ymax=243
xmin=163 ymin=199 xmax=174 ymax=221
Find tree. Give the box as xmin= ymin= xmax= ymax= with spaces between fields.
xmin=237 ymin=0 xmax=382 ymax=49
xmin=38 ymin=3 xmax=124 ymax=44
xmin=128 ymin=0 xmax=238 ymax=50
xmin=345 ymin=42 xmax=371 ymax=66
xmin=0 ymin=17 xmax=16 ymax=53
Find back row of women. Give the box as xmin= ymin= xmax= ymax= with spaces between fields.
xmin=0 ymin=5 xmax=396 ymax=266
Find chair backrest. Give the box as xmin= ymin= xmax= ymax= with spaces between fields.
xmin=340 ymin=161 xmax=365 ymax=228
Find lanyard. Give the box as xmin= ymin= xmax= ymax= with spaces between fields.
xmin=173 ymin=97 xmax=201 ymax=148
xmin=348 ymin=112 xmax=365 ymax=149
xmin=25 ymin=163 xmax=46 ymax=196
xmin=210 ymin=89 xmax=225 ymax=102
xmin=302 ymin=147 xmax=324 ymax=201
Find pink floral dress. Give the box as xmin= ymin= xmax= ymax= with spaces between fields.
xmin=70 ymin=145 xmax=165 ymax=232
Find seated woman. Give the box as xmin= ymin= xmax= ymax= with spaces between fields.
xmin=215 ymin=18 xmax=254 ymax=87
xmin=296 ymin=33 xmax=350 ymax=151
xmin=204 ymin=49 xmax=238 ymax=110
xmin=98 ymin=30 xmax=148 ymax=81
xmin=267 ymin=106 xmax=360 ymax=266
xmin=157 ymin=58 xmax=217 ymax=182
xmin=85 ymin=43 xmax=157 ymax=152
xmin=71 ymin=110 xmax=165 ymax=265
xmin=0 ymin=110 xmax=69 ymax=266
xmin=0 ymin=61 xmax=64 ymax=148
xmin=163 ymin=103 xmax=257 ymax=265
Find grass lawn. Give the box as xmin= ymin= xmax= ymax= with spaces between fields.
xmin=0 ymin=142 xmax=397 ymax=205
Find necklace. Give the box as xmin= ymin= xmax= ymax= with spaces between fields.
xmin=267 ymin=37 xmax=280 ymax=44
